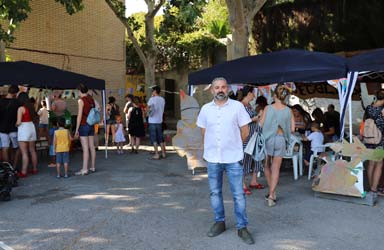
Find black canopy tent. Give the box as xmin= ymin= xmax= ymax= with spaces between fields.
xmin=0 ymin=60 xmax=109 ymax=158
xmin=0 ymin=61 xmax=105 ymax=89
xmin=188 ymin=49 xmax=347 ymax=86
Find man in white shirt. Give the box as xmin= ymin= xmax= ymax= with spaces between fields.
xmin=147 ymin=86 xmax=166 ymax=160
xmin=196 ymin=77 xmax=254 ymax=245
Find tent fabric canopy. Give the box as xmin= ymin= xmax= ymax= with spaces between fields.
xmin=0 ymin=61 xmax=105 ymax=90
xmin=347 ymin=48 xmax=384 ymax=72
xmin=188 ymin=49 xmax=347 ymax=86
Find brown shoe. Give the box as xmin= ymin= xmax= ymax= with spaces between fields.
xmin=207 ymin=222 xmax=226 ymax=237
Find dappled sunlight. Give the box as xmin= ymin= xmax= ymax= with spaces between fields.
xmin=113 ymin=206 xmax=141 ymax=214
xmin=79 ymin=236 xmax=109 ymax=244
xmin=275 ymin=239 xmax=316 ymax=250
xmin=24 ymin=228 xmax=75 ymax=234
xmin=98 ymin=145 xmax=176 ymax=153
xmin=107 ymin=187 xmax=144 ymax=191
xmin=156 ymin=191 xmax=171 ymax=198
xmin=71 ymin=192 xmax=138 ymax=201
xmin=162 ymin=202 xmax=185 ymax=210
xmin=157 ymin=183 xmax=172 ymax=187
xmin=191 ymin=174 xmax=207 ymax=181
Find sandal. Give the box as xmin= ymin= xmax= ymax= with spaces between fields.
xmin=266 ymin=197 xmax=276 ymax=207
xmin=249 ymin=183 xmax=264 ymax=189
xmin=243 ymin=187 xmax=252 ymax=195
xmin=75 ymin=170 xmax=88 ymax=176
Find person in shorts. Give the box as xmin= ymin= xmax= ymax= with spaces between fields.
xmin=0 ymin=85 xmax=21 ymax=165
xmin=260 ymin=85 xmax=295 ymax=206
xmin=54 ymin=117 xmax=72 ymax=178
xmin=74 ymin=84 xmax=96 ymax=175
xmin=147 ymin=86 xmax=166 ymax=160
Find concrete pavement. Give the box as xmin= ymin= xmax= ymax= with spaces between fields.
xmin=0 ymin=147 xmax=383 ymax=250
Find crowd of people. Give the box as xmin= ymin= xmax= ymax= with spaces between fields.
xmin=0 ymin=84 xmax=167 ymax=179
xmin=197 ymin=77 xmax=384 ymax=245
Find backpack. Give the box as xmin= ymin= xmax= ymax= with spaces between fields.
xmin=84 ymin=97 xmax=100 ymax=126
xmin=363 ymin=118 xmax=382 ymax=145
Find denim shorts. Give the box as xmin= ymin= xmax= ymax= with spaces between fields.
xmin=266 ymin=135 xmax=286 ymax=157
xmin=56 ymin=152 xmax=69 ymax=164
xmin=79 ymin=124 xmax=94 ymax=137
xmin=148 ymin=123 xmax=164 ymax=145
xmin=0 ymin=132 xmax=18 ymax=148
xmin=49 ymin=145 xmax=55 ymax=156
xmin=39 ymin=124 xmax=48 ymax=129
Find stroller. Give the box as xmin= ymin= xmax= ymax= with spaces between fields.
xmin=0 ymin=162 xmax=18 ymax=201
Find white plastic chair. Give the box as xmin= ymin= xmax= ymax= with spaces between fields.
xmin=307 ymin=143 xmax=334 ymax=180
xmin=283 ymin=134 xmax=303 ymax=180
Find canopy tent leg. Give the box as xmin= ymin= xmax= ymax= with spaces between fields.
xmin=102 ymin=90 xmax=108 ymax=159
xmin=339 ymin=71 xmax=358 ymax=142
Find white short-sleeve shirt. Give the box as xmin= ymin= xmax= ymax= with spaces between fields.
xmin=148 ymin=96 xmax=165 ymax=124
xmin=37 ymin=107 xmax=49 ymax=124
xmin=196 ymin=99 xmax=251 ymax=163
xmin=307 ymin=131 xmax=324 ymax=152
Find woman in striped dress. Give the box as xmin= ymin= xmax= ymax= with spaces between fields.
xmin=240 ymin=87 xmax=265 ymax=195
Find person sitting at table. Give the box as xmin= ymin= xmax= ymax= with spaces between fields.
xmin=312 ymin=108 xmax=336 ymax=143
xmin=291 ymin=104 xmax=312 ymax=134
xmin=301 ymin=122 xmax=324 ymax=167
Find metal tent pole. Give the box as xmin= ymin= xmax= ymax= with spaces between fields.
xmin=102 ymin=90 xmax=108 ymax=159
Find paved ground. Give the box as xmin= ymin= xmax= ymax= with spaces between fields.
xmin=1 ymin=145 xmax=384 ymax=250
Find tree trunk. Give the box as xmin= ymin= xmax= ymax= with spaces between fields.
xmin=225 ymin=0 xmax=267 ymax=58
xmin=226 ymin=0 xmax=249 ymax=60
xmin=105 ymin=0 xmax=164 ymax=100
xmin=144 ymin=56 xmax=156 ymax=96
xmin=144 ymin=10 xmax=158 ymax=97
xmin=0 ymin=41 xmax=5 ymax=62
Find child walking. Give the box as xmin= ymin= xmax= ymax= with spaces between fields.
xmin=114 ymin=115 xmax=126 ymax=154
xmin=54 ymin=117 xmax=72 ymax=178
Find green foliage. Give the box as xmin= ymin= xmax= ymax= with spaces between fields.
xmin=125 ymin=0 xmax=225 ymax=73
xmin=157 ymin=30 xmax=223 ymax=70
xmin=253 ymin=0 xmax=384 ymax=53
xmin=0 ymin=0 xmax=83 ymax=43
xmin=199 ymin=0 xmax=229 ymax=37
xmin=54 ymin=0 xmax=83 ymax=15
xmin=207 ymin=19 xmax=229 ymax=38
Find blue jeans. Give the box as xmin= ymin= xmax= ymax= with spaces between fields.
xmin=207 ymin=162 xmax=248 ymax=229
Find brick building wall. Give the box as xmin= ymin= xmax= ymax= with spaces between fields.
xmin=5 ymin=0 xmax=126 ymax=111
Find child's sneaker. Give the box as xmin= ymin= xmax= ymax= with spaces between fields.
xmin=64 ymin=174 xmax=69 ymax=178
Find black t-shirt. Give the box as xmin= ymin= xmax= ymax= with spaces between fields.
xmin=325 ymin=111 xmax=340 ymax=136
xmin=0 ymin=98 xmax=21 ymax=133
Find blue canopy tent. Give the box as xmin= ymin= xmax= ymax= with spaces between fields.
xmin=0 ymin=61 xmax=105 ymax=89
xmin=340 ymin=48 xmax=384 ymax=142
xmin=188 ymin=49 xmax=347 ymax=86
xmin=0 ymin=60 xmax=109 ymax=158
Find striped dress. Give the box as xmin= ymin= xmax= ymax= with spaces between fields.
xmin=242 ymin=105 xmax=263 ymax=174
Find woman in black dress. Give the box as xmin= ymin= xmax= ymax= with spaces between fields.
xmin=127 ymin=96 xmax=145 ymax=153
